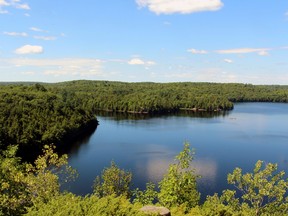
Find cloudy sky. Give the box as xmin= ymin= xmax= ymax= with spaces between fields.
xmin=1 ymin=0 xmax=288 ymax=84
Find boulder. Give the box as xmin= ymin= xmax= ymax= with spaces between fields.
xmin=140 ymin=205 xmax=171 ymax=216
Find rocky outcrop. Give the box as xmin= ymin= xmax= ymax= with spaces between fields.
xmin=140 ymin=205 xmax=171 ymax=216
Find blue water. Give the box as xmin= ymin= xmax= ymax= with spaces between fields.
xmin=66 ymin=103 xmax=288 ymax=201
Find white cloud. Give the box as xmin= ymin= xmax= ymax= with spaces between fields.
xmin=44 ymin=62 xmax=103 ymax=77
xmin=215 ymin=48 xmax=270 ymax=56
xmin=0 ymin=0 xmax=30 ymax=10
xmin=3 ymin=31 xmax=28 ymax=37
xmin=14 ymin=2 xmax=29 ymax=10
xmin=224 ymin=59 xmax=233 ymax=63
xmin=187 ymin=48 xmax=208 ymax=54
xmin=285 ymin=11 xmax=288 ymax=16
xmin=258 ymin=50 xmax=269 ymax=56
xmin=0 ymin=0 xmax=9 ymax=6
xmin=146 ymin=61 xmax=156 ymax=65
xmin=8 ymin=58 xmax=101 ymax=67
xmin=128 ymin=58 xmax=145 ymax=65
xmin=5 ymin=58 xmax=104 ymax=77
xmin=15 ymin=45 xmax=44 ymax=54
xmin=136 ymin=0 xmax=223 ymax=15
xmin=33 ymin=35 xmax=57 ymax=41
xmin=165 ymin=67 xmax=237 ymax=83
xmin=189 ymin=46 xmax=286 ymax=56
xmin=21 ymin=71 xmax=35 ymax=75
xmin=30 ymin=27 xmax=47 ymax=32
xmin=128 ymin=58 xmax=156 ymax=65
xmin=0 ymin=9 xmax=9 ymax=13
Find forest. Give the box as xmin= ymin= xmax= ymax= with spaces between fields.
xmin=51 ymin=80 xmax=288 ymax=113
xmin=1 ymin=80 xmax=288 ymax=215
xmin=1 ymin=80 xmax=288 ymax=156
xmin=0 ymin=142 xmax=287 ymax=215
xmin=0 ymin=83 xmax=97 ymax=159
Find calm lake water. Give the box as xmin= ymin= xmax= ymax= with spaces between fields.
xmin=65 ymin=103 xmax=288 ymax=201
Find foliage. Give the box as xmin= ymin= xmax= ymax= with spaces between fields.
xmin=158 ymin=142 xmax=200 ymax=211
xmin=93 ymin=161 xmax=132 ymax=198
xmin=132 ymin=182 xmax=158 ymax=205
xmin=0 ymin=146 xmax=30 ymax=216
xmin=1 ymin=81 xmax=288 ymax=159
xmin=25 ymin=145 xmax=77 ymax=206
xmin=0 ymin=83 xmax=97 ymax=157
xmin=0 ymin=145 xmax=76 ymax=216
xmin=1 ymin=79 xmax=288 ymax=215
xmin=25 ymin=193 xmax=147 ymax=216
xmin=2 ymin=141 xmax=288 ymax=215
xmin=220 ymin=160 xmax=288 ymax=215
xmin=200 ymin=193 xmax=242 ymax=216
xmin=50 ymin=80 xmax=288 ymax=114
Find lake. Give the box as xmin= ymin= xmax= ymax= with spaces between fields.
xmin=65 ymin=103 xmax=288 ymax=201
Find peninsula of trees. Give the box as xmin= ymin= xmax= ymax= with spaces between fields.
xmin=1 ymin=80 xmax=288 ymax=154
xmin=1 ymin=80 xmax=288 ymax=215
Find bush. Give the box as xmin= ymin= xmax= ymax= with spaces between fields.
xmin=158 ymin=142 xmax=200 ymax=211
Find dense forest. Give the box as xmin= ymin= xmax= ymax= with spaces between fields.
xmin=1 ymin=143 xmax=287 ymax=215
xmin=51 ymin=80 xmax=288 ymax=113
xmin=0 ymin=83 xmax=97 ymax=158
xmin=1 ymin=80 xmax=288 ymax=155
xmin=1 ymin=80 xmax=288 ymax=215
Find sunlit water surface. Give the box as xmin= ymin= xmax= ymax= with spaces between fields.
xmin=65 ymin=103 xmax=288 ymax=201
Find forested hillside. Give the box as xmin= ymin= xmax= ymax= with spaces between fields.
xmin=0 ymin=83 xmax=97 ymax=157
xmin=1 ymin=80 xmax=288 ymax=155
xmin=52 ymin=80 xmax=288 ymax=113
xmin=1 ymin=81 xmax=288 ymax=215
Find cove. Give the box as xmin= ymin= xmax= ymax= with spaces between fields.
xmin=64 ymin=103 xmax=288 ymax=201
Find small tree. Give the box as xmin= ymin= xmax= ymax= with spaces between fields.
xmin=93 ymin=161 xmax=132 ymax=198
xmin=221 ymin=160 xmax=288 ymax=215
xmin=0 ymin=145 xmax=76 ymax=215
xmin=158 ymin=142 xmax=200 ymax=210
xmin=26 ymin=145 xmax=77 ymax=206
xmin=0 ymin=146 xmax=30 ymax=216
xmin=132 ymin=182 xmax=158 ymax=205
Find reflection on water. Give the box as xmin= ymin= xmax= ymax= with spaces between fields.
xmin=58 ymin=120 xmax=98 ymax=156
xmin=193 ymin=158 xmax=218 ymax=186
xmin=135 ymin=156 xmax=218 ymax=188
xmin=95 ymin=109 xmax=231 ymax=121
xmin=65 ymin=103 xmax=288 ymax=202
xmin=135 ymin=158 xmax=171 ymax=183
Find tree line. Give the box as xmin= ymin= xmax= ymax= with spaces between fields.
xmin=1 ymin=81 xmax=288 ymax=157
xmin=0 ymin=83 xmax=97 ymax=158
xmin=51 ymin=80 xmax=288 ymax=113
xmin=0 ymin=143 xmax=287 ymax=215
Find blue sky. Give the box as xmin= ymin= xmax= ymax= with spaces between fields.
xmin=0 ymin=0 xmax=288 ymax=84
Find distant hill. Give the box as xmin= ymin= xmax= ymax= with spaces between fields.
xmin=0 ymin=81 xmax=47 ymax=86
xmin=1 ymin=80 xmax=287 ymax=157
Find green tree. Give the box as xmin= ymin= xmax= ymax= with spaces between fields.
xmin=0 ymin=146 xmax=30 ymax=216
xmin=158 ymin=142 xmax=200 ymax=211
xmin=220 ymin=160 xmax=288 ymax=215
xmin=25 ymin=193 xmax=147 ymax=216
xmin=0 ymin=145 xmax=76 ymax=216
xmin=93 ymin=161 xmax=132 ymax=198
xmin=201 ymin=192 xmax=241 ymax=216
xmin=132 ymin=182 xmax=158 ymax=205
xmin=26 ymin=145 xmax=77 ymax=206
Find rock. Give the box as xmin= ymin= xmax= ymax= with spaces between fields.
xmin=140 ymin=205 xmax=171 ymax=216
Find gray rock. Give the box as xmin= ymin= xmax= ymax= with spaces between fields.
xmin=140 ymin=205 xmax=171 ymax=216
